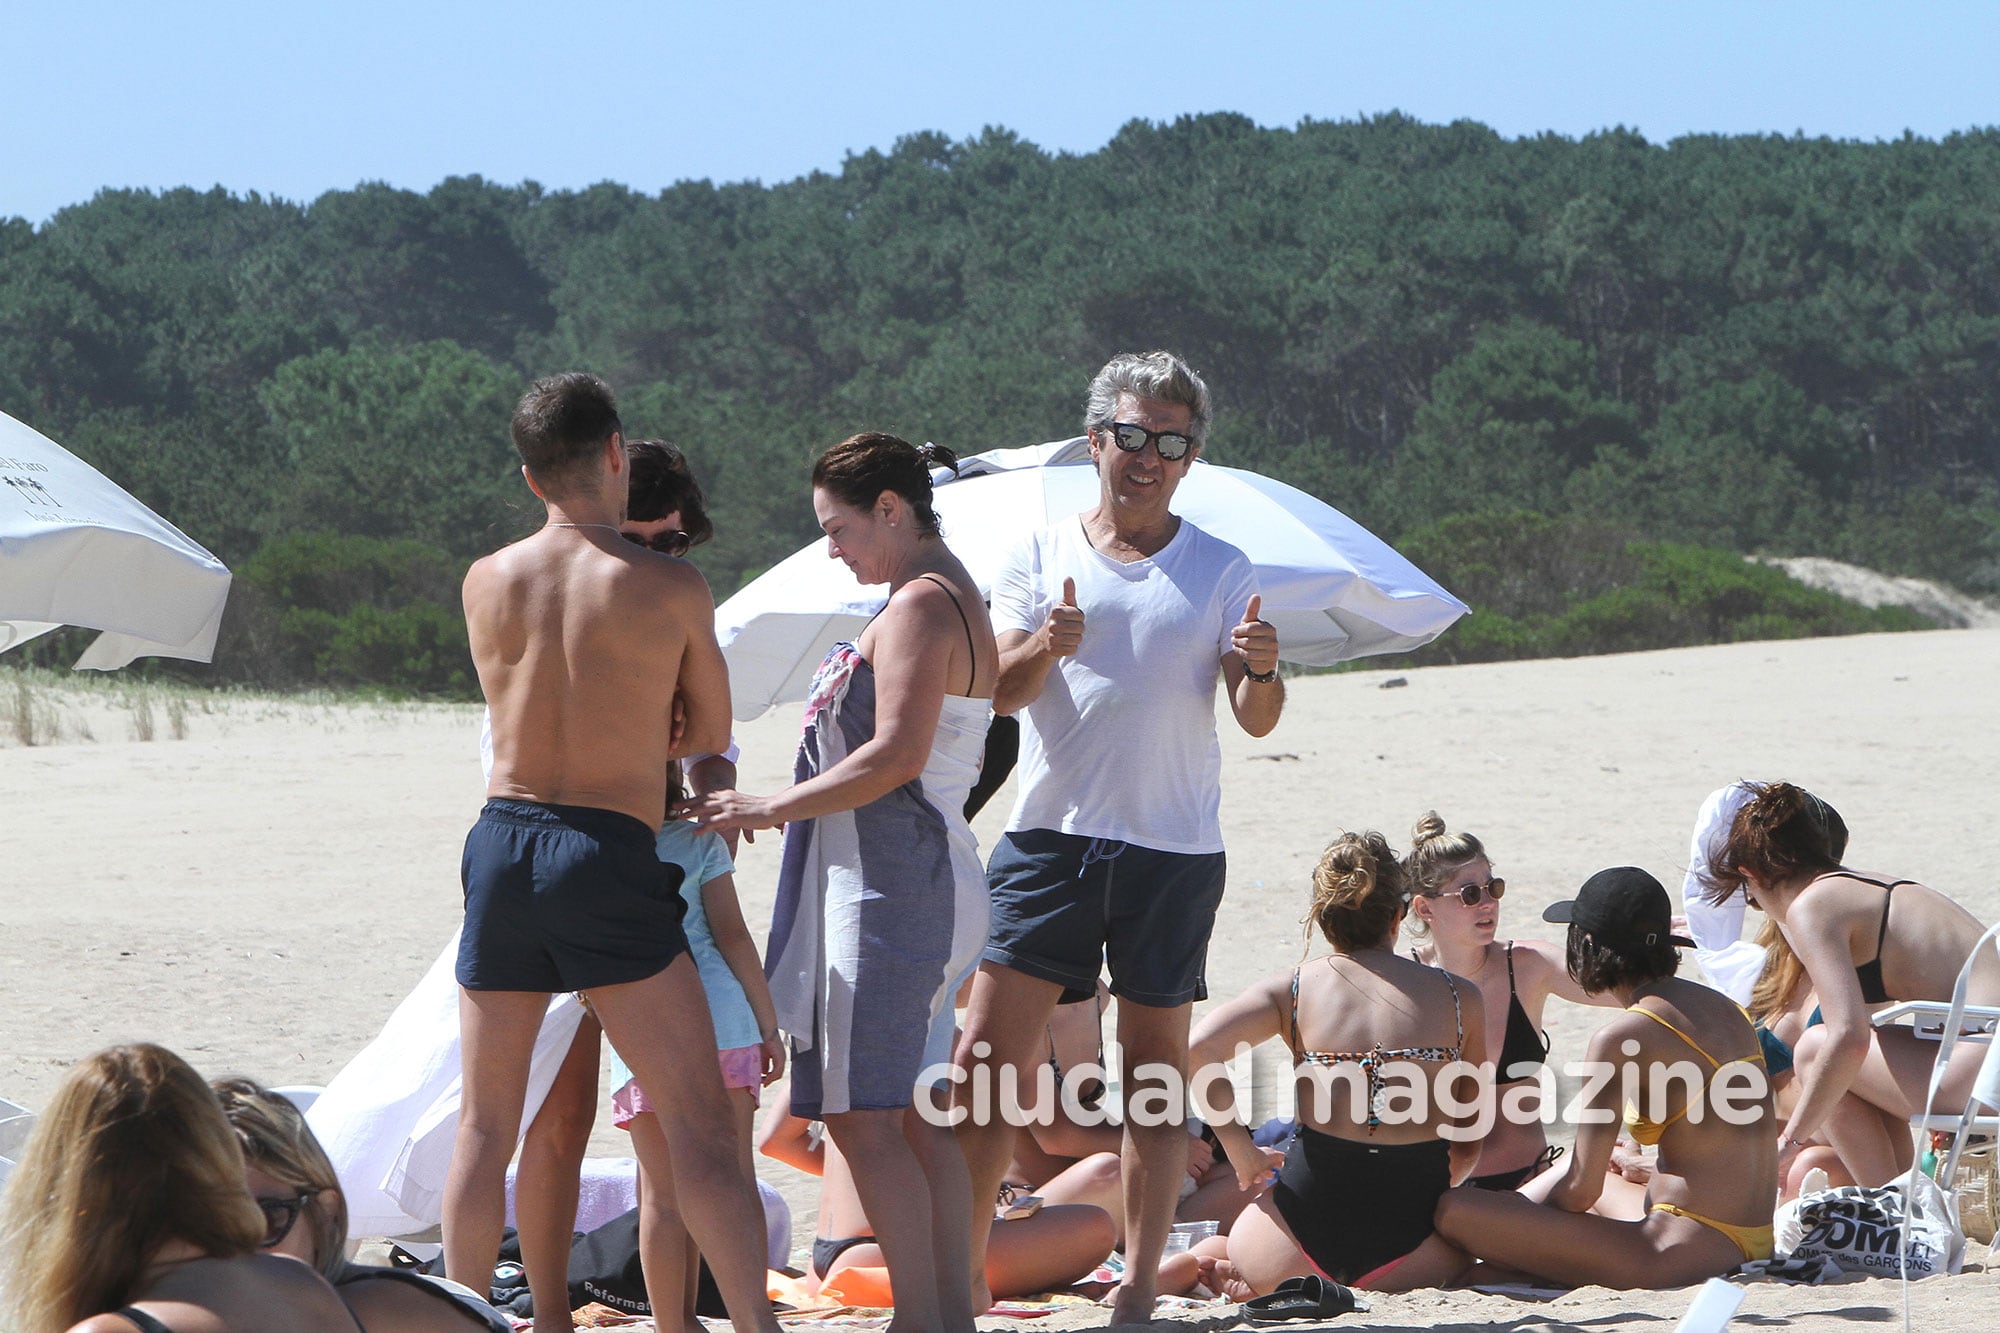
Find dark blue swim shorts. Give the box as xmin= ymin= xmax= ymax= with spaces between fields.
xmin=983 ymin=829 xmax=1226 ymax=1007
xmin=457 ymin=798 xmax=688 ymax=992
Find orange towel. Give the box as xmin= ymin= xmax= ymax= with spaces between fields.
xmin=817 ymin=1264 xmax=894 ymax=1307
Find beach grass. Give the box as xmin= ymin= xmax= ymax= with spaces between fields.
xmin=0 ymin=664 xmax=481 ymax=749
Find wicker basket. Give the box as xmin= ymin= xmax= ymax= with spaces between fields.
xmin=1949 ymin=1138 xmax=1996 ymax=1245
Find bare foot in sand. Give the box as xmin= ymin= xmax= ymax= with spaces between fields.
xmin=1204 ymin=1256 xmax=1256 ymax=1303
xmin=1109 ymin=1277 xmax=1158 ymax=1324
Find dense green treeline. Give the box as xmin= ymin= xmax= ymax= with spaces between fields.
xmin=3 ymin=114 xmax=1995 ymax=691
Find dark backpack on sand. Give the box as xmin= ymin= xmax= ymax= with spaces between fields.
xmin=485 ymin=1209 xmax=726 ymax=1317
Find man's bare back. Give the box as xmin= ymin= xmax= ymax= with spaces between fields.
xmin=466 ymin=527 xmax=731 ymax=828
xmin=447 ymin=374 xmax=779 ymax=1333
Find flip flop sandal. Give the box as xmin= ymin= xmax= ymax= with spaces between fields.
xmin=1240 ymin=1273 xmax=1367 ymax=1323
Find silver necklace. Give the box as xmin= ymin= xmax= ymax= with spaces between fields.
xmin=545 ymin=522 xmax=621 ymax=534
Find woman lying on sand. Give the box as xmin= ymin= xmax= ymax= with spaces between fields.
xmin=1717 ymin=780 xmax=2000 ymax=1186
xmin=1193 ymin=831 xmax=1488 ymax=1294
xmin=1402 ymin=812 xmax=1608 ymax=1191
xmin=1434 ymin=867 xmax=1778 ymax=1287
xmin=0 ymin=1045 xmax=359 ymax=1333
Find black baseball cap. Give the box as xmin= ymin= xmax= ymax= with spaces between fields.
xmin=1543 ymin=866 xmax=1695 ymax=951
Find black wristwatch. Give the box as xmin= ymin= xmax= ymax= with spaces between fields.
xmin=1244 ymin=665 xmax=1279 ymax=684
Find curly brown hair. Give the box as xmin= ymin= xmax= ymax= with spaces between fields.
xmin=1305 ymin=830 xmax=1410 ymax=953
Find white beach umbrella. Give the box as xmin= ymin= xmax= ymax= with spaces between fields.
xmin=715 ymin=437 xmax=1466 ymax=720
xmin=1 ymin=409 xmax=232 ymax=668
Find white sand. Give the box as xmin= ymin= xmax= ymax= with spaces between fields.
xmin=4 ymin=627 xmax=1996 ymax=1329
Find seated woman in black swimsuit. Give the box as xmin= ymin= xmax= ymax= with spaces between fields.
xmin=1716 ymin=781 xmax=2000 ymax=1186
xmin=1402 ymin=812 xmax=1607 ymax=1191
xmin=1190 ymin=831 xmax=1489 ymax=1295
xmin=0 ymin=1044 xmax=358 ymax=1333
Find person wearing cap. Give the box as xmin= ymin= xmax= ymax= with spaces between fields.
xmin=1432 ymin=867 xmax=1779 ymax=1288
xmin=1712 ymin=780 xmax=2000 ymax=1188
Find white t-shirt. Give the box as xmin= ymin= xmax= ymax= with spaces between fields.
xmin=990 ymin=516 xmax=1258 ymax=855
xmin=1683 ymin=782 xmax=1766 ymax=1004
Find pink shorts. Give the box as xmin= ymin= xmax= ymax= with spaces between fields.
xmin=611 ymin=1045 xmax=763 ymax=1127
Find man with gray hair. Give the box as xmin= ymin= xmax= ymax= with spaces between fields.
xmin=954 ymin=350 xmax=1284 ymax=1321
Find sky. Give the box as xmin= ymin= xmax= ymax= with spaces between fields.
xmin=5 ymin=1 xmax=1997 ymax=224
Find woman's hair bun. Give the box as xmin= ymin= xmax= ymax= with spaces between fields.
xmin=1411 ymin=811 xmax=1447 ymax=846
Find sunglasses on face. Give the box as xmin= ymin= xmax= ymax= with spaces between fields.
xmin=1098 ymin=420 xmax=1194 ymax=462
xmin=257 ymin=1191 xmax=312 ymax=1249
xmin=623 ymin=528 xmax=692 ymax=558
xmin=1427 ymin=876 xmax=1506 ymax=908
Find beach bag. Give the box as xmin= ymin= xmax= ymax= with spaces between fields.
xmin=565 ymin=1208 xmax=728 ymax=1318
xmin=1777 ymin=1172 xmax=1966 ymax=1278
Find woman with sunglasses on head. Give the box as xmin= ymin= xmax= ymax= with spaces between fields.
xmin=0 ymin=1045 xmax=360 ymax=1333
xmin=1715 ymin=781 xmax=2000 ymax=1188
xmin=1403 ymin=813 xmax=1606 ymax=1192
xmin=1188 ymin=832 xmax=1489 ymax=1299
xmin=681 ymin=432 xmax=998 ymax=1333
xmin=213 ymin=1078 xmax=511 ymax=1333
xmin=1433 ymin=868 xmax=1777 ymax=1288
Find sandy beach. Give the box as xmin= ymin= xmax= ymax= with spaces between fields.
xmin=3 ymin=627 xmax=1996 ymax=1329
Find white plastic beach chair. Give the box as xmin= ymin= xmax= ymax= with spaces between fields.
xmin=1871 ymin=922 xmax=2000 ymax=1331
xmin=1870 ymin=922 xmax=2000 ymax=1182
xmin=271 ymin=1084 xmax=325 ymax=1115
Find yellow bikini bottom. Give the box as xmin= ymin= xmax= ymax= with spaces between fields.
xmin=1650 ymin=1202 xmax=1775 ymax=1261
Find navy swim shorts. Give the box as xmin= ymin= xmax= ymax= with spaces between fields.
xmin=983 ymin=829 xmax=1226 ymax=1007
xmin=457 ymin=798 xmax=688 ymax=992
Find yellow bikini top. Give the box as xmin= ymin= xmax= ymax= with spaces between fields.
xmin=1621 ymin=1002 xmax=1761 ymax=1146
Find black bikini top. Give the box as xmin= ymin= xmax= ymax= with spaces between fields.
xmin=917 ymin=573 xmax=979 ymax=697
xmin=1496 ymin=942 xmax=1552 ymax=1081
xmin=1842 ymin=873 xmax=1914 ymax=1005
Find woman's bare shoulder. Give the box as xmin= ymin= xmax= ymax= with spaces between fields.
xmin=69 ymin=1316 xmax=146 ymax=1333
xmin=337 ymin=1270 xmax=495 ymax=1332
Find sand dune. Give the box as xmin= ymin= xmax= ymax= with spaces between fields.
xmin=3 ymin=627 xmax=1995 ymax=1329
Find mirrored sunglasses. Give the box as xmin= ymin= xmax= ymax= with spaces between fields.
xmin=1100 ymin=420 xmax=1194 ymax=462
xmin=623 ymin=528 xmax=692 ymax=557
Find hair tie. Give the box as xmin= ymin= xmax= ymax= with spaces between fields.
xmin=918 ymin=441 xmax=959 ymax=478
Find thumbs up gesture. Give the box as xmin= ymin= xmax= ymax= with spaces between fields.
xmin=1041 ymin=576 xmax=1086 ymax=658
xmin=1231 ymin=594 xmax=1279 ymax=678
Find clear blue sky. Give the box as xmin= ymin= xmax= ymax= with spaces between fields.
xmin=7 ymin=1 xmax=1996 ymax=225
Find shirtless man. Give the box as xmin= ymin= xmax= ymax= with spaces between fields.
xmin=443 ymin=373 xmax=778 ymax=1333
